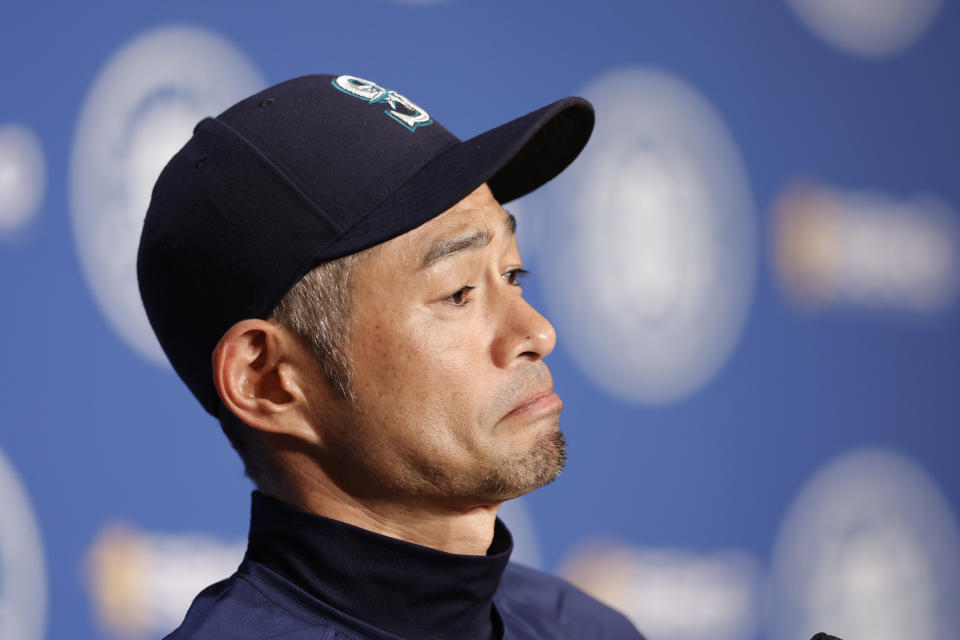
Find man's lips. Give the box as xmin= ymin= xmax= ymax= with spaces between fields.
xmin=502 ymin=390 xmax=563 ymax=421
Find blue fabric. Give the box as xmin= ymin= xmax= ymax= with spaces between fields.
xmin=164 ymin=493 xmax=643 ymax=639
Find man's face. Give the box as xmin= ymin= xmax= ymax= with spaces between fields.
xmin=310 ymin=184 xmax=565 ymax=507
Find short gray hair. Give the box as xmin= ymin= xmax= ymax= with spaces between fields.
xmin=272 ymin=252 xmax=366 ymax=400
xmin=218 ymin=249 xmax=370 ymax=484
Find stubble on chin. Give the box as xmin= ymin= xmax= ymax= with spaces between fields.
xmin=476 ymin=423 xmax=567 ymax=502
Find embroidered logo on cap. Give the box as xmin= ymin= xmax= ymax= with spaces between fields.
xmin=332 ymin=75 xmax=433 ymax=132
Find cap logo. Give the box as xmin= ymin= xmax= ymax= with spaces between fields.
xmin=332 ymin=75 xmax=433 ymax=132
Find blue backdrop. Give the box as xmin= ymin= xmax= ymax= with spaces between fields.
xmin=1 ymin=2 xmax=958 ymax=639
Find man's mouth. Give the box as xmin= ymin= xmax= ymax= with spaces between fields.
xmin=503 ymin=390 xmax=563 ymax=421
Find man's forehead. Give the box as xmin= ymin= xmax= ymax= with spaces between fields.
xmin=425 ymin=199 xmax=515 ymax=236
xmin=394 ymin=184 xmax=514 ymax=247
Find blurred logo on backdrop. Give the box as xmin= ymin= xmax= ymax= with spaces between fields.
xmin=0 ymin=447 xmax=47 ymax=640
xmin=767 ymin=447 xmax=960 ymax=640
xmin=69 ymin=25 xmax=264 ymax=367
xmin=785 ymin=0 xmax=943 ymax=58
xmin=559 ymin=542 xmax=761 ymax=640
xmin=773 ymin=181 xmax=959 ymax=314
xmin=0 ymin=123 xmax=45 ymax=239
xmin=557 ymin=448 xmax=960 ymax=640
xmin=526 ymin=67 xmax=755 ymax=405
xmin=86 ymin=524 xmax=245 ymax=637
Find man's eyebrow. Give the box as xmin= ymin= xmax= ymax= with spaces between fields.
xmin=421 ymin=229 xmax=492 ymax=269
xmin=420 ymin=211 xmax=517 ymax=270
xmin=505 ymin=211 xmax=517 ymax=235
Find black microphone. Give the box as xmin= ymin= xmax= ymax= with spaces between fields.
xmin=810 ymin=634 xmax=842 ymax=640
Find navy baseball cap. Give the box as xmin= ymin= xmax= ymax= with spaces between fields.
xmin=137 ymin=73 xmax=594 ymax=416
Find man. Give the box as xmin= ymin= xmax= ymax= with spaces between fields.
xmin=138 ymin=74 xmax=644 ymax=639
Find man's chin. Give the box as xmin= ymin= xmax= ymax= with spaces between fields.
xmin=478 ymin=428 xmax=567 ymax=502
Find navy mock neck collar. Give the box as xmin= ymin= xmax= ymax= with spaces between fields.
xmin=245 ymin=491 xmax=513 ymax=640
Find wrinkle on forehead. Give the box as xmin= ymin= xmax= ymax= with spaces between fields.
xmin=368 ymin=184 xmax=516 ymax=274
xmin=417 ymin=188 xmax=516 ymax=263
xmin=427 ymin=184 xmax=514 ymax=234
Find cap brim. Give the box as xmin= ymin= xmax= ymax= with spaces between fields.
xmin=319 ymin=96 xmax=594 ymax=260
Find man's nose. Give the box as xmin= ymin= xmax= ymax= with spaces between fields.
xmin=492 ymin=293 xmax=557 ymax=367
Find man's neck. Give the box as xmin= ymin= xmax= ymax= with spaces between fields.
xmin=259 ymin=463 xmax=501 ymax=555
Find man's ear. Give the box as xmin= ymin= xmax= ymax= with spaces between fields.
xmin=211 ymin=319 xmax=320 ymax=445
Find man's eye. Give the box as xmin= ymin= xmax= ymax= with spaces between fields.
xmin=445 ymin=285 xmax=475 ymax=307
xmin=504 ymin=268 xmax=529 ymax=286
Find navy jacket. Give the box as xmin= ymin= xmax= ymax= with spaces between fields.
xmin=165 ymin=492 xmax=644 ymax=639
